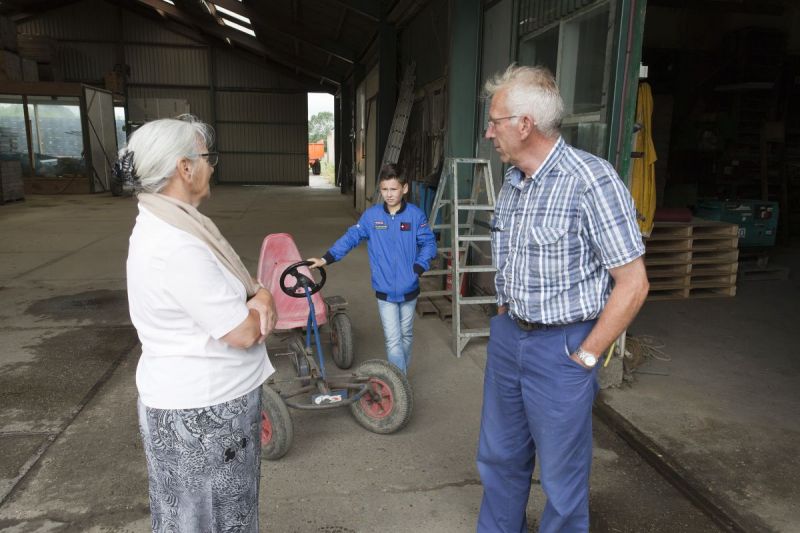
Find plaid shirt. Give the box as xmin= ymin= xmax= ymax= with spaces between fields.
xmin=492 ymin=137 xmax=645 ymax=324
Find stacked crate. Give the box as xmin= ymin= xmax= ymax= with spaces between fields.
xmin=644 ymin=219 xmax=739 ymax=300
xmin=0 ymin=160 xmax=24 ymax=203
xmin=17 ymin=33 xmax=60 ymax=81
xmin=0 ymin=16 xmax=21 ymax=82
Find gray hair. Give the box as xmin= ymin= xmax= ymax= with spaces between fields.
xmin=120 ymin=114 xmax=214 ymax=193
xmin=484 ymin=64 xmax=564 ymax=138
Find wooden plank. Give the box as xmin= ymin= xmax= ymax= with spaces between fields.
xmin=646 ymin=263 xmax=692 ymax=278
xmin=691 ymin=221 xmax=739 ymax=238
xmin=688 ymin=274 xmax=737 ymax=288
xmin=644 ymin=251 xmax=691 ymax=266
xmin=416 ymin=297 xmax=437 ymax=317
xmin=648 ymin=276 xmax=690 ymax=290
xmin=691 ymin=249 xmax=739 ymax=265
xmin=647 ymin=287 xmax=690 ymax=300
xmin=429 ymin=296 xmax=452 ymax=319
xmin=691 ymin=263 xmax=739 ymax=276
xmin=645 ymin=239 xmax=693 ymax=253
xmin=647 ymin=223 xmax=692 ymax=240
xmin=691 ymin=237 xmax=738 ymax=251
xmin=688 ymin=286 xmax=737 ymax=298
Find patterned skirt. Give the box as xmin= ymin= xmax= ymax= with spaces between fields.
xmin=137 ymin=387 xmax=262 ymax=533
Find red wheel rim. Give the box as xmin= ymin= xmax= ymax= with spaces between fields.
xmin=359 ymin=377 xmax=394 ymax=419
xmin=260 ymin=410 xmax=273 ymax=445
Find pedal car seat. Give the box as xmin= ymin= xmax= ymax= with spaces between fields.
xmin=257 ymin=233 xmax=327 ymax=330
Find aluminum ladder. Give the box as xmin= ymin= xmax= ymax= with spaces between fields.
xmin=371 ymin=62 xmax=416 ymax=203
xmin=420 ymin=158 xmax=497 ymax=356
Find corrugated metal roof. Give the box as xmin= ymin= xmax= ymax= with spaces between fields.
xmin=59 ymin=41 xmax=116 ymax=81
xmin=217 ymin=153 xmax=307 ymax=184
xmin=125 ymin=45 xmax=210 ymax=86
xmin=121 ymin=10 xmax=204 ymax=46
xmin=215 ymin=92 xmax=306 ymax=123
xmin=127 ymin=86 xmax=212 ymax=122
xmin=216 ymin=123 xmax=305 ymax=153
xmin=213 ymin=49 xmax=306 ymax=90
xmin=17 ymin=0 xmax=118 ymax=41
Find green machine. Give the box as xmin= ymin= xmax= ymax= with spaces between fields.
xmin=695 ymin=199 xmax=779 ymax=248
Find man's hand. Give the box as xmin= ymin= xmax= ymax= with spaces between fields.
xmin=306 ymin=257 xmax=327 ymax=269
xmin=246 ymin=287 xmax=277 ymax=343
xmin=497 ymin=305 xmax=508 ymax=315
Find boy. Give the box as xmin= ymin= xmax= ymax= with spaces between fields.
xmin=308 ymin=164 xmax=437 ymax=375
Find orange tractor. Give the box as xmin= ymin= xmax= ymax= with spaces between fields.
xmin=308 ymin=142 xmax=324 ymax=175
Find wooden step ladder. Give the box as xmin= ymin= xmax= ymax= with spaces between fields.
xmin=420 ymin=158 xmax=497 ymax=356
xmin=371 ymin=62 xmax=416 ymax=204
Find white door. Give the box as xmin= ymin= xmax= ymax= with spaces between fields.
xmin=82 ymin=86 xmax=118 ymax=193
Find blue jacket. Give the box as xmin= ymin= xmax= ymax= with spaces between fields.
xmin=324 ymin=201 xmax=438 ymax=302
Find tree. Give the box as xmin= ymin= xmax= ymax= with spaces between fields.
xmin=308 ymin=111 xmax=334 ymax=143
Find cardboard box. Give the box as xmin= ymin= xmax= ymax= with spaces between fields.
xmin=0 ymin=16 xmax=17 ymax=52
xmin=37 ymin=62 xmax=63 ymax=82
xmin=21 ymin=57 xmax=38 ymax=81
xmin=0 ymin=49 xmax=21 ymax=81
xmin=0 ymin=160 xmax=24 ymax=203
xmin=104 ymin=71 xmax=125 ymax=93
xmin=17 ymin=33 xmax=57 ymax=63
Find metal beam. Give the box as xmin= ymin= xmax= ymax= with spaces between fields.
xmin=320 ymin=0 xmax=380 ymax=22
xmin=214 ymin=0 xmax=357 ymax=64
xmin=131 ymin=0 xmax=342 ymax=85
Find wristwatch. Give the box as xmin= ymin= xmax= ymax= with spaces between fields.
xmin=575 ymin=347 xmax=598 ymax=368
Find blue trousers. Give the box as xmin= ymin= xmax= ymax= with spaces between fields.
xmin=477 ymin=313 xmax=599 ymax=533
xmin=376 ymin=298 xmax=417 ymax=374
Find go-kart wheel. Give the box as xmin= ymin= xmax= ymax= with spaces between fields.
xmin=330 ymin=312 xmax=354 ymax=369
xmin=261 ymin=385 xmax=293 ymax=460
xmin=279 ymin=260 xmax=326 ymax=298
xmin=350 ymin=359 xmax=412 ymax=434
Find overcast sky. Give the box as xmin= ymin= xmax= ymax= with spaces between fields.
xmin=308 ymin=92 xmax=334 ymax=119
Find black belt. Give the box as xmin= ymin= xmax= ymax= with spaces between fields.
xmin=510 ymin=314 xmax=552 ymax=331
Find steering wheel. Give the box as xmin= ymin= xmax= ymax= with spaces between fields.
xmin=279 ymin=260 xmax=326 ymax=298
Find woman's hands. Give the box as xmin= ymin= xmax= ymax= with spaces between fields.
xmin=306 ymin=257 xmax=327 ymax=269
xmin=246 ymin=287 xmax=277 ymax=343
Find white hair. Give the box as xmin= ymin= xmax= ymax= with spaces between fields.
xmin=484 ymin=64 xmax=564 ymax=138
xmin=120 ymin=114 xmax=214 ymax=193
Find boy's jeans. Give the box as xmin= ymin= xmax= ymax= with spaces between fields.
xmin=376 ymin=298 xmax=417 ymax=374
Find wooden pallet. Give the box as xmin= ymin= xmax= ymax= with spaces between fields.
xmin=416 ymin=297 xmax=438 ymax=317
xmin=644 ymin=219 xmax=739 ymax=300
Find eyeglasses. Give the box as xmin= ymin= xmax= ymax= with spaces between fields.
xmin=486 ymin=115 xmax=519 ymax=130
xmin=194 ymin=152 xmax=219 ymax=166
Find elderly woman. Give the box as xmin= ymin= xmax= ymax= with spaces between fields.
xmin=120 ymin=115 xmax=276 ymax=532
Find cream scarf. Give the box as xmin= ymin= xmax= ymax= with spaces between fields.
xmin=138 ymin=192 xmax=260 ymax=297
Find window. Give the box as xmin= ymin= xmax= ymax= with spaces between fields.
xmin=519 ymin=26 xmax=559 ymax=77
xmin=518 ymin=2 xmax=612 ymax=155
xmin=26 ymin=96 xmax=85 ymax=178
xmin=0 ymin=95 xmax=30 ymax=175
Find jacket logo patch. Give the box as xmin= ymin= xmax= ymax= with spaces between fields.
xmin=400 ymin=222 xmax=411 ymax=231
xmin=374 ymin=220 xmax=388 ymax=230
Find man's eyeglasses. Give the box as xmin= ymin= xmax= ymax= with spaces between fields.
xmin=486 ymin=115 xmax=519 ymax=130
xmin=194 ymin=152 xmax=219 ymax=166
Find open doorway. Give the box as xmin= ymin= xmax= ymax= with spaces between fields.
xmin=307 ymin=92 xmax=335 ymax=188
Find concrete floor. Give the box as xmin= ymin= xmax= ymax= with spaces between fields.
xmin=0 ymin=183 xmax=792 ymax=532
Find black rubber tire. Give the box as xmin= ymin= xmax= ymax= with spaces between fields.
xmin=261 ymin=385 xmax=293 ymax=460
xmin=312 ymin=160 xmax=321 ymax=175
xmin=330 ymin=312 xmax=354 ymax=369
xmin=350 ymin=359 xmax=412 ymax=434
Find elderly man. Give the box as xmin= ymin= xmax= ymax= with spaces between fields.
xmin=477 ymin=65 xmax=649 ymax=533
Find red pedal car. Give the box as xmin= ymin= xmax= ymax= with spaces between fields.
xmin=257 ymin=233 xmax=413 ymax=460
